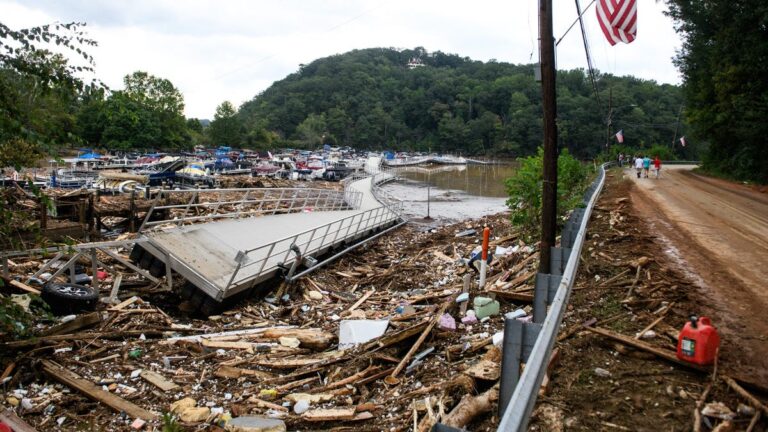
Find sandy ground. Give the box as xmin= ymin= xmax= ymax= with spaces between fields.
xmin=627 ymin=164 xmax=768 ymax=383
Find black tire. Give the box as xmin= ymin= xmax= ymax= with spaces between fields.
xmin=41 ymin=283 xmax=99 ymax=315
xmin=149 ymin=258 xmax=165 ymax=277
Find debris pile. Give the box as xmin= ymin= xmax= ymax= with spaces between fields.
xmin=1 ymin=213 xmax=548 ymax=430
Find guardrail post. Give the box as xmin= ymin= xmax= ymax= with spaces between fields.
xmin=533 ymin=273 xmax=562 ymax=323
xmin=498 ymin=318 xmax=542 ymax=418
xmin=549 ymin=247 xmax=571 ymax=276
xmin=499 ymin=318 xmax=524 ymax=417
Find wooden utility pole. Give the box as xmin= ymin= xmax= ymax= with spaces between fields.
xmin=539 ymin=0 xmax=558 ymax=273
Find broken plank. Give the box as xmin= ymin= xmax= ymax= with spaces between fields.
xmin=261 ymin=328 xmax=335 ymax=351
xmin=214 ymin=365 xmax=273 ymax=380
xmin=140 ymin=370 xmax=180 ymax=392
xmin=0 ymin=409 xmax=37 ymax=432
xmin=302 ymin=407 xmax=356 ymax=422
xmin=41 ymin=312 xmax=102 ymax=336
xmin=108 ymin=295 xmax=140 ymax=311
xmin=5 ymin=279 xmax=41 ymax=295
xmin=486 ymin=290 xmax=533 ymax=303
xmin=41 ymin=360 xmax=157 ymax=421
xmin=497 ymin=269 xmax=537 ymax=290
xmin=346 ymin=289 xmax=375 ymax=313
xmin=201 ymin=339 xmax=255 ymax=353
xmin=109 ymin=273 xmax=123 ymax=303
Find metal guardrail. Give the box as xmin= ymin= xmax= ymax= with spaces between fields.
xmin=494 ymin=162 xmax=611 ymax=431
xmin=139 ymin=187 xmax=362 ymax=231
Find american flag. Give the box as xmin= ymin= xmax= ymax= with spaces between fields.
xmin=615 ymin=129 xmax=624 ymax=143
xmin=597 ymin=0 xmax=637 ymax=46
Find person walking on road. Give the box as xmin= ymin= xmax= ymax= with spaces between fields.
xmin=653 ymin=156 xmax=662 ymax=178
xmin=634 ymin=155 xmax=643 ymax=178
xmin=642 ymin=155 xmax=651 ymax=178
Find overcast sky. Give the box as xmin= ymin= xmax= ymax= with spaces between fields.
xmin=2 ymin=0 xmax=683 ymax=119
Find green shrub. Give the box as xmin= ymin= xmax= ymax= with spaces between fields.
xmin=646 ymin=144 xmax=676 ymax=161
xmin=0 ymin=293 xmax=51 ymax=341
xmin=505 ymin=147 xmax=589 ymax=238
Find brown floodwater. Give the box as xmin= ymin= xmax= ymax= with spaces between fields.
xmin=390 ymin=163 xmax=517 ymax=198
xmin=381 ymin=163 xmax=518 ymax=223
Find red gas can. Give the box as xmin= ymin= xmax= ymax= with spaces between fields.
xmin=676 ymin=316 xmax=720 ymax=365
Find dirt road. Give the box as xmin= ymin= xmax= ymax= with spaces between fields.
xmin=628 ymin=164 xmax=768 ymax=382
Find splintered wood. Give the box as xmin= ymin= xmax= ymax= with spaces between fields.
xmin=1 ymin=213 xmax=543 ymax=431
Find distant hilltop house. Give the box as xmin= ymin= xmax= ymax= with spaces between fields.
xmin=407 ymin=57 xmax=425 ymax=69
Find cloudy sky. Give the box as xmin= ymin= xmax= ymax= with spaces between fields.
xmin=2 ymin=0 xmax=683 ymax=119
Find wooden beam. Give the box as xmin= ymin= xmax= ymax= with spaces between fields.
xmin=41 ymin=312 xmax=102 ymax=336
xmin=41 ymin=360 xmax=157 ymax=421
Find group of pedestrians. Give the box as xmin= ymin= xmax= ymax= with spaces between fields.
xmin=625 ymin=153 xmax=662 ymax=179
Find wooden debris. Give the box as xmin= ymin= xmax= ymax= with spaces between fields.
xmin=140 ymin=370 xmax=180 ymax=392
xmin=0 ymin=409 xmax=37 ymax=432
xmin=261 ymin=327 xmax=335 ymax=350
xmin=463 ymin=359 xmax=500 ymax=381
xmin=442 ymin=383 xmax=499 ymax=428
xmin=109 ymin=296 xmax=141 ymax=311
xmin=302 ymin=407 xmax=357 ymax=422
xmin=214 ymin=365 xmax=274 ymax=380
xmin=41 ymin=312 xmax=102 ymax=336
xmin=41 ymin=360 xmax=157 ymax=421
xmin=4 ymin=278 xmax=41 ymax=295
xmin=586 ymin=326 xmax=708 ymax=372
xmin=386 ymin=297 xmax=454 ymax=384
xmin=724 ymin=376 xmax=768 ymax=416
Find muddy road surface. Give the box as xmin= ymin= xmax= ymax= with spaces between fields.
xmin=629 ymin=164 xmax=768 ymax=383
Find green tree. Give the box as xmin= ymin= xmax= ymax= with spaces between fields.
xmin=505 ymin=147 xmax=589 ymax=238
xmin=295 ymin=113 xmax=327 ymax=148
xmin=101 ymin=71 xmax=189 ymax=150
xmin=207 ymin=101 xmax=243 ymax=147
xmin=0 ymin=21 xmax=97 ymax=166
xmin=666 ymin=0 xmax=768 ymax=183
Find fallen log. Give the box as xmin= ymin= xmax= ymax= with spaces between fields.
xmin=442 ymin=383 xmax=499 ymax=428
xmin=41 ymin=360 xmax=157 ymax=421
xmin=261 ymin=328 xmax=335 ymax=350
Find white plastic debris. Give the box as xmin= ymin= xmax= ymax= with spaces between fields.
xmin=492 ymin=331 xmax=504 ymax=347
xmin=338 ymin=320 xmax=389 ymax=349
xmin=293 ymin=399 xmax=310 ymax=414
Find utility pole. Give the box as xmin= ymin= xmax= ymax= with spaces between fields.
xmin=605 ymin=88 xmax=613 ymax=147
xmin=539 ymin=0 xmax=558 ymax=273
xmin=672 ymin=104 xmax=683 ymax=148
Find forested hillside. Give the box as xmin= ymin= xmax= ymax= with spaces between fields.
xmin=238 ymin=47 xmax=689 ymax=159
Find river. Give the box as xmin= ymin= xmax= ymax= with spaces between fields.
xmin=380 ymin=163 xmax=517 ymax=223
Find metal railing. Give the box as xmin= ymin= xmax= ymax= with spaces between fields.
xmin=139 ymin=187 xmax=362 ymax=231
xmin=220 ymin=167 xmax=406 ymax=295
xmin=494 ymin=162 xmax=610 ymax=431
xmin=222 ymin=204 xmax=401 ymax=293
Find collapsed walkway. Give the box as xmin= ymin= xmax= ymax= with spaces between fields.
xmin=135 ymin=158 xmax=405 ymax=303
